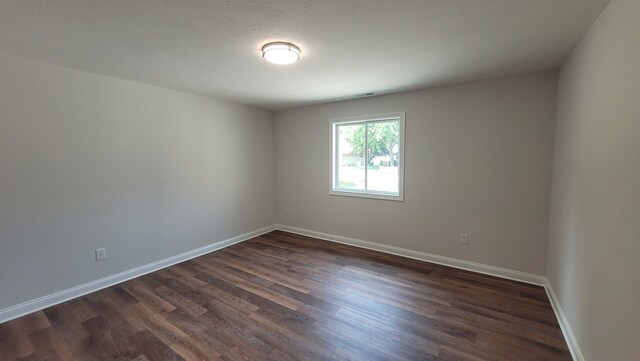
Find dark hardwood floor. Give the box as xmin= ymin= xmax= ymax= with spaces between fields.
xmin=0 ymin=231 xmax=571 ymax=360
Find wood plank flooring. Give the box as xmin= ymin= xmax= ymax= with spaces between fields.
xmin=0 ymin=231 xmax=571 ymax=360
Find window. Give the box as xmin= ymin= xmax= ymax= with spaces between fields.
xmin=331 ymin=112 xmax=405 ymax=201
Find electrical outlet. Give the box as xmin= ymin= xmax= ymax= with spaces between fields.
xmin=459 ymin=234 xmax=469 ymax=245
xmin=95 ymin=248 xmax=106 ymax=261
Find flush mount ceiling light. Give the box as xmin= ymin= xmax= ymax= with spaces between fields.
xmin=262 ymin=42 xmax=301 ymax=65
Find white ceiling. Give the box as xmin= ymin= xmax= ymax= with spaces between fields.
xmin=0 ymin=0 xmax=610 ymax=110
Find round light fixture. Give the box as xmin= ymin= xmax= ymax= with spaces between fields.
xmin=262 ymin=42 xmax=301 ymax=65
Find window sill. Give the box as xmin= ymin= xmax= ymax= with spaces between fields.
xmin=329 ymin=189 xmax=404 ymax=202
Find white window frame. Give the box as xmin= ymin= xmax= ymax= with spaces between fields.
xmin=330 ymin=112 xmax=405 ymax=201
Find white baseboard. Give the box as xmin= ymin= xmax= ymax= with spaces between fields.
xmin=0 ymin=224 xmax=277 ymax=324
xmin=274 ymin=225 xmax=583 ymax=360
xmin=275 ymin=224 xmax=546 ymax=286
xmin=544 ymin=279 xmax=584 ymax=361
xmin=1 ymin=223 xmax=579 ymax=361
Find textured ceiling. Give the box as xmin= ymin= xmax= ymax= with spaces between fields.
xmin=0 ymin=0 xmax=610 ymax=110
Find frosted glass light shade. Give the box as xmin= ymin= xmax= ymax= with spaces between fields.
xmin=262 ymin=42 xmax=301 ymax=65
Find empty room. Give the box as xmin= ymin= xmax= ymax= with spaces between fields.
xmin=0 ymin=1 xmax=637 ymax=360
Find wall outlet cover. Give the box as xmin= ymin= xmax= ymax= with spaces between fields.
xmin=460 ymin=234 xmax=469 ymax=245
xmin=95 ymin=248 xmax=106 ymax=261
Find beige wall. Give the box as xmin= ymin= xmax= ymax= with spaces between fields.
xmin=547 ymin=0 xmax=640 ymax=359
xmin=275 ymin=71 xmax=558 ymax=275
xmin=0 ymin=55 xmax=275 ymax=309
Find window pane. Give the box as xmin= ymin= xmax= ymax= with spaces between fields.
xmin=366 ymin=120 xmax=400 ymax=193
xmin=331 ymin=113 xmax=404 ymax=200
xmin=337 ymin=123 xmax=365 ymax=190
